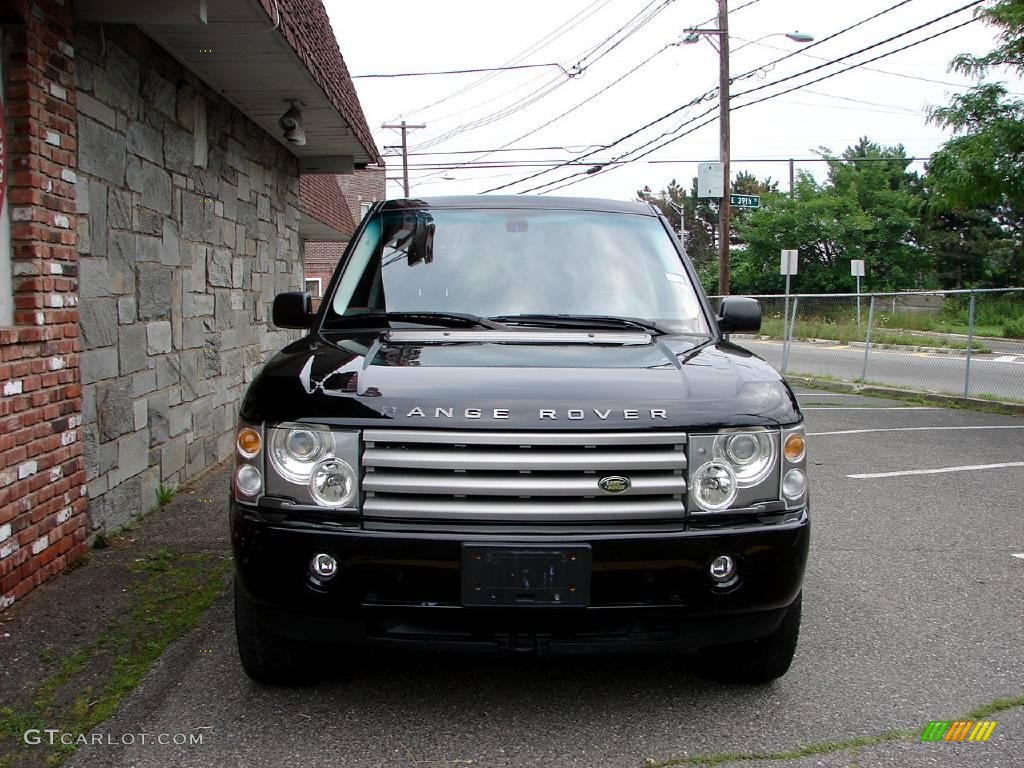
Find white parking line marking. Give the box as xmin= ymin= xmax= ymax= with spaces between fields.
xmin=848 ymin=462 xmax=1024 ymax=479
xmin=802 ymin=406 xmax=941 ymax=411
xmin=810 ymin=425 xmax=1024 ymax=436
xmin=1013 ymin=553 xmax=1024 ymax=560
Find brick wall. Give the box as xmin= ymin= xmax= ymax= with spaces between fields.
xmin=337 ymin=166 xmax=384 ymax=224
xmin=301 ymin=168 xmax=384 ymax=307
xmin=0 ymin=0 xmax=89 ymax=611
xmin=299 ymin=173 xmax=354 ymax=236
xmin=303 ymin=240 xmax=343 ymax=308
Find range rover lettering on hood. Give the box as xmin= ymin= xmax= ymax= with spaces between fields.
xmin=403 ymin=406 xmax=669 ymax=420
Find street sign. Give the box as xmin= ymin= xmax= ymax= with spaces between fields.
xmin=730 ymin=194 xmax=760 ymax=209
xmin=697 ymin=161 xmax=724 ymax=198
xmin=780 ymin=249 xmax=798 ymax=275
xmin=851 ymin=259 xmax=865 ymax=277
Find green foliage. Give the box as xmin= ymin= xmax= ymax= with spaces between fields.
xmin=951 ymin=0 xmax=1024 ymax=77
xmin=1003 ymin=315 xmax=1024 ymax=338
xmin=155 ymin=484 xmax=178 ymax=507
xmin=0 ymin=549 xmax=229 ymax=768
xmin=732 ymin=140 xmax=927 ymax=294
xmin=928 ymin=84 xmax=1024 ymax=211
xmin=923 ymin=0 xmax=1024 ymax=286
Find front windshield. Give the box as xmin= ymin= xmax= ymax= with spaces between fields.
xmin=327 ymin=208 xmax=710 ymax=334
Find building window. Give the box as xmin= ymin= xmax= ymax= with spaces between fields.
xmin=305 ymin=278 xmax=322 ymax=298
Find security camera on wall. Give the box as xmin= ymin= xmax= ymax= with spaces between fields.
xmin=279 ymin=102 xmax=306 ymax=146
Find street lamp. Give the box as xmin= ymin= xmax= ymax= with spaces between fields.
xmin=682 ymin=9 xmax=814 ymax=294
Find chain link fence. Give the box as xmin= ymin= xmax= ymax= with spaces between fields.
xmin=709 ymin=289 xmax=1024 ymax=403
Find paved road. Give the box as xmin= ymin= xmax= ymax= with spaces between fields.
xmin=745 ymin=338 xmax=1024 ymax=401
xmin=67 ymin=393 xmax=1024 ymax=767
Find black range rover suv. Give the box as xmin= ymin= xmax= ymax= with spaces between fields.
xmin=231 ymin=196 xmax=809 ymax=684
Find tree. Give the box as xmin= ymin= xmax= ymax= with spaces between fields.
xmin=923 ymin=0 xmax=1024 ymax=286
xmin=733 ymin=139 xmax=927 ymax=294
xmin=927 ymin=84 xmax=1024 ymax=210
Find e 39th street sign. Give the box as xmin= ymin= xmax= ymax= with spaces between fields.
xmin=730 ymin=194 xmax=760 ymax=208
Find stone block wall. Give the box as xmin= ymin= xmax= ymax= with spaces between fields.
xmin=0 ymin=0 xmax=88 ymax=610
xmin=75 ymin=24 xmax=302 ymax=533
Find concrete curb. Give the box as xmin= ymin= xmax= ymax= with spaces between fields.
xmin=789 ymin=376 xmax=1024 ymax=416
xmin=734 ymin=334 xmax=990 ymax=356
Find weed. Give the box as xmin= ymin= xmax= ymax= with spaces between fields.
xmin=155 ymin=484 xmax=178 ymax=507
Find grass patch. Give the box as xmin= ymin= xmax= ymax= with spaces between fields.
xmin=646 ymin=691 xmax=1024 ymax=767
xmin=788 ymin=375 xmax=1024 ymax=412
xmin=759 ymin=318 xmax=989 ymax=351
xmin=0 ymin=549 xmax=231 ymax=768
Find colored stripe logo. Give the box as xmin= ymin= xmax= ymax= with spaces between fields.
xmin=920 ymin=721 xmax=996 ymax=742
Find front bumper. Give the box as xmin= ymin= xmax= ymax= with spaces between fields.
xmin=231 ymin=501 xmax=809 ymax=653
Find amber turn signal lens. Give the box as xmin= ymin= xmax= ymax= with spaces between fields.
xmin=784 ymin=433 xmax=805 ymax=462
xmin=237 ymin=428 xmax=262 ymax=458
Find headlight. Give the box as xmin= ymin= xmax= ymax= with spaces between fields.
xmin=269 ymin=428 xmax=331 ymax=483
xmin=692 ymin=461 xmax=738 ymax=512
xmin=263 ymin=426 xmax=361 ymax=510
xmin=713 ymin=429 xmax=776 ymax=487
xmin=308 ymin=457 xmax=357 ymax=507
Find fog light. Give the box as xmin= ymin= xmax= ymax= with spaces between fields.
xmin=709 ymin=555 xmax=736 ymax=583
xmin=235 ymin=464 xmax=262 ymax=497
xmin=310 ymin=553 xmax=337 ymax=580
xmin=783 ymin=468 xmax=806 ymax=500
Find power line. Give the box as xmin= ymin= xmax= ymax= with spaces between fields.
xmin=729 ymin=0 xmax=919 ymax=83
xmin=420 ymin=0 xmax=764 ymax=178
xmin=383 ymin=144 xmax=604 ymax=157
xmin=410 ymin=0 xmax=678 ymax=152
xmin=352 ymin=62 xmax=582 ymax=78
xmin=384 ymin=0 xmax=616 ymax=122
xmin=485 ymin=0 xmax=982 ymax=194
xmin=538 ymin=15 xmax=980 ymax=194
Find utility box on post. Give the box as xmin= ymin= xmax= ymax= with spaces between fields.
xmin=698 ymin=162 xmax=724 ymax=198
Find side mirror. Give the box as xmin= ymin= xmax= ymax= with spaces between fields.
xmin=272 ymin=292 xmax=314 ymax=329
xmin=717 ymin=296 xmax=761 ymax=334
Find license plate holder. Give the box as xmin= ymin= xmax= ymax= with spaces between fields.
xmin=461 ymin=544 xmax=591 ymax=607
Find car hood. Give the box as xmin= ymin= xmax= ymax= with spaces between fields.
xmin=239 ymin=329 xmax=800 ymax=430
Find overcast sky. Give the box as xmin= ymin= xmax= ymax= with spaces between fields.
xmin=325 ymin=0 xmax=1022 ymax=201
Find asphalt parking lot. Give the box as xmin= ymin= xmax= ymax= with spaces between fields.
xmin=66 ymin=390 xmax=1024 ymax=768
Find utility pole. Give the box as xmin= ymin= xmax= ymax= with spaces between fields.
xmin=717 ymin=0 xmax=731 ymax=296
xmin=381 ymin=120 xmax=425 ymax=197
xmin=789 ymin=158 xmax=795 ymax=199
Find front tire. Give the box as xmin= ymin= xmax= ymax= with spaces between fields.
xmin=701 ymin=592 xmax=802 ymax=684
xmin=234 ymin=579 xmax=322 ymax=685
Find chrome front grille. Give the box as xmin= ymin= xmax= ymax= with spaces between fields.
xmin=362 ymin=429 xmax=687 ymax=531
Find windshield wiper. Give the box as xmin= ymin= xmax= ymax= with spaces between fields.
xmin=328 ymin=311 xmax=508 ymax=330
xmin=489 ymin=313 xmax=672 ymax=335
